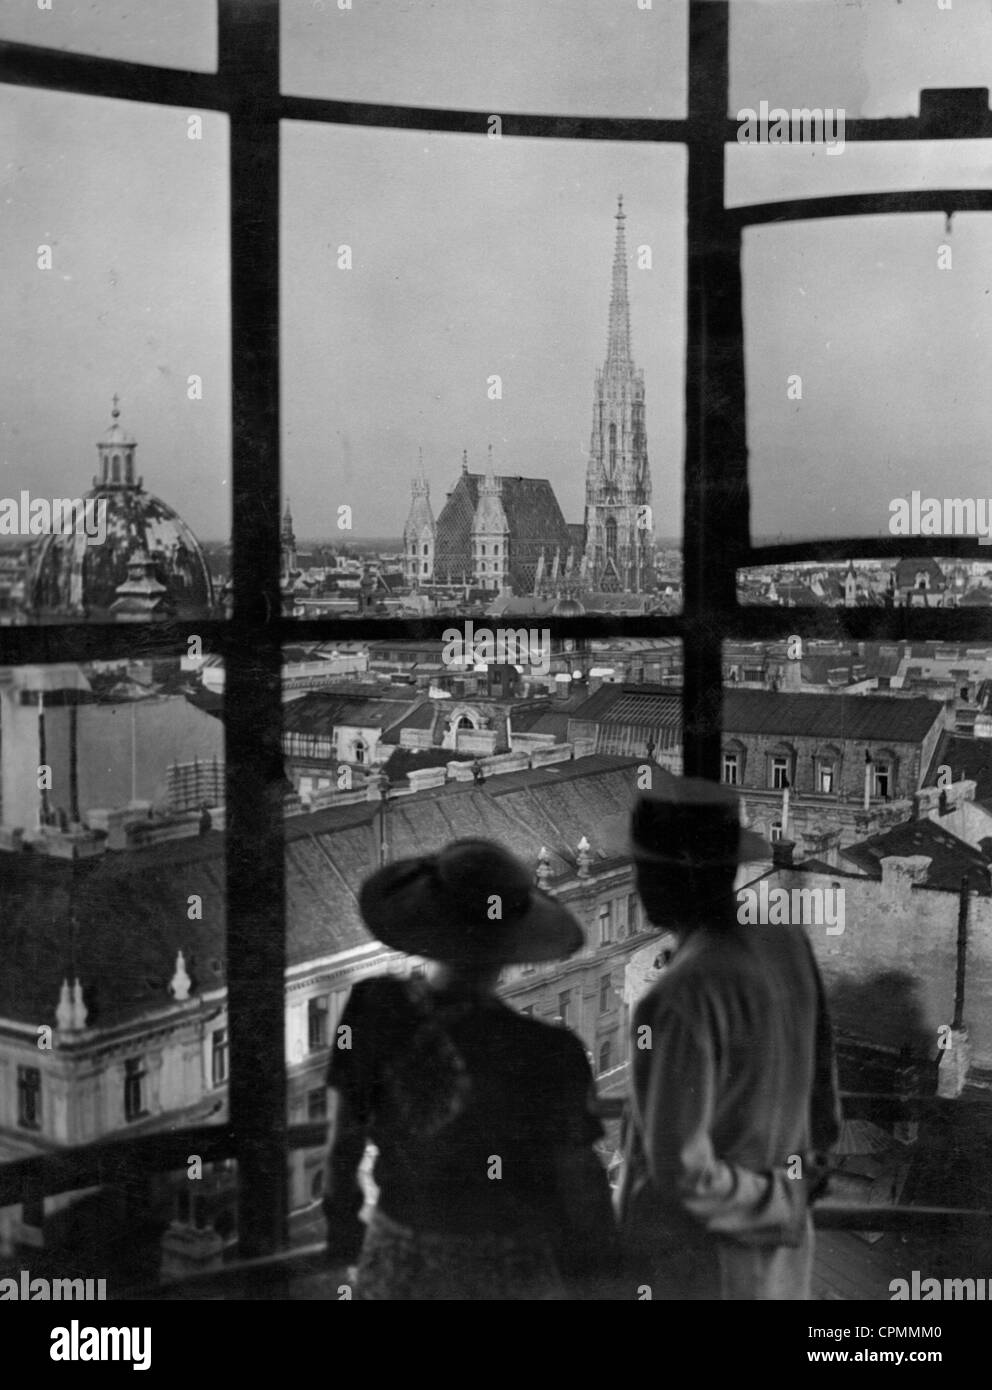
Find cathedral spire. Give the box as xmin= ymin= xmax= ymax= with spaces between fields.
xmin=584 ymin=198 xmax=653 ymax=594
xmin=482 ymin=443 xmax=499 ymax=493
xmin=412 ymin=448 xmax=429 ymax=496
xmin=605 ymin=194 xmax=632 ymax=369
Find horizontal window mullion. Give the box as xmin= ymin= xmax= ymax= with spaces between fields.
xmin=0 ymin=40 xmax=228 ymax=110
xmin=730 ymin=189 xmax=992 ymax=229
xmin=279 ymin=94 xmax=688 ymax=143
xmin=750 ymin=537 xmax=992 ymax=568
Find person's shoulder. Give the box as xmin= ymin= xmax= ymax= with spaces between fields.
xmin=502 ymin=1008 xmax=589 ymax=1061
xmin=633 ymin=949 xmax=724 ymax=1022
xmin=345 ymin=974 xmax=413 ymax=1017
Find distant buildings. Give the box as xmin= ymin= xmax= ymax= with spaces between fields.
xmin=401 ymin=199 xmax=655 ymax=605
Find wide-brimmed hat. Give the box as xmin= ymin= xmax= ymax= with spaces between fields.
xmin=631 ymin=770 xmax=771 ymax=868
xmin=359 ymin=838 xmax=585 ymax=965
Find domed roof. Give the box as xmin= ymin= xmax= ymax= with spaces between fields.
xmin=29 ymin=400 xmax=214 ymax=619
xmin=31 ymin=487 xmax=214 ymax=618
xmin=552 ymin=594 xmax=586 ymax=617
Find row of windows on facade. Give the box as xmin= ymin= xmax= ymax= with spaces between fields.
xmin=721 ymin=749 xmax=895 ymax=799
xmin=15 ymin=1031 xmax=230 ymax=1133
xmin=14 ymin=896 xmax=642 ymax=1132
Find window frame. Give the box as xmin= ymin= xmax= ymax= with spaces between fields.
xmin=3 ymin=0 xmax=991 ymax=1267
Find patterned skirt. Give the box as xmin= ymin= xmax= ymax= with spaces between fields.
xmin=354 ymin=1208 xmax=568 ymax=1301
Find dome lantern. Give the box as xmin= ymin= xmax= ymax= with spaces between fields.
xmin=94 ymin=395 xmax=140 ymax=490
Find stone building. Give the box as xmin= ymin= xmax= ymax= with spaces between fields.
xmin=566 ymin=683 xmax=949 ymax=857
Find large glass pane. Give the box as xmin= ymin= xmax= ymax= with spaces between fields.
xmin=282 ymin=124 xmax=685 ymax=619
xmin=0 ymin=652 xmax=229 ymax=1293
xmin=741 ymin=213 xmax=992 ymax=552
xmin=0 ymin=88 xmax=230 ymax=625
xmin=731 ymin=0 xmax=992 ymax=121
xmin=282 ymin=0 xmax=687 ymax=119
xmin=0 ymin=0 xmax=217 ymax=72
xmin=726 ymin=139 xmax=992 ymax=210
xmin=719 ymin=632 xmax=992 ymax=1296
xmin=282 ymin=632 xmax=684 ymax=1281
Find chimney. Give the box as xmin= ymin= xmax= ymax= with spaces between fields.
xmin=771 ymin=838 xmax=795 ymax=869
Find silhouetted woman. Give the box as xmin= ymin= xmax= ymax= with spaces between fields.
xmin=322 ymin=838 xmax=619 ymax=1300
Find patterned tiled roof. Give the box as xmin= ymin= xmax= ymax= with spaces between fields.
xmin=434 ymin=473 xmax=574 ymax=593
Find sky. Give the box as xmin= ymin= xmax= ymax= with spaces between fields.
xmin=4 ymin=0 xmax=992 ymax=544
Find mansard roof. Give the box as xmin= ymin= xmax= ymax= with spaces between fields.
xmin=0 ymin=756 xmax=642 ymax=1029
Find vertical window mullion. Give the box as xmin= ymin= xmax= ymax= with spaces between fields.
xmin=682 ymin=0 xmax=743 ymax=779
xmin=220 ymin=0 xmax=288 ymax=1261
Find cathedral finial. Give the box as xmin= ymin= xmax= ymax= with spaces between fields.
xmin=606 ymin=197 xmax=632 ymax=367
xmin=111 ymin=393 xmax=120 ymax=421
xmin=462 ymin=449 xmax=468 ymax=475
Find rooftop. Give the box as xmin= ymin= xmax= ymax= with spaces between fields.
xmin=840 ymin=818 xmax=992 ymax=894
xmin=569 ymin=684 xmax=945 ymax=745
xmin=0 ymin=756 xmax=643 ymax=1030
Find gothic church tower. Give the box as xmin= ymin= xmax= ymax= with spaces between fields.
xmin=403 ymin=450 xmax=436 ymax=586
xmin=583 ymin=197 xmax=653 ymax=592
xmin=471 ymin=446 xmax=510 ymax=591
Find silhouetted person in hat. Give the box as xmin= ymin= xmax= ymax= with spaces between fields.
xmin=322 ymin=838 xmax=620 ymax=1299
xmin=618 ymin=772 xmax=840 ymax=1300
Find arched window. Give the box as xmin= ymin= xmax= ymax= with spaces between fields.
xmin=422 ymin=543 xmax=428 ymax=556
xmin=608 ymin=421 xmax=617 ymax=474
xmin=457 ymin=715 xmax=473 ymax=731
xmin=481 ymin=544 xmax=486 ymax=556
xmin=353 ymin=739 xmax=367 ymax=764
xmin=605 ymin=515 xmax=617 ymax=558
xmin=111 ymin=454 xmax=121 ymax=482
